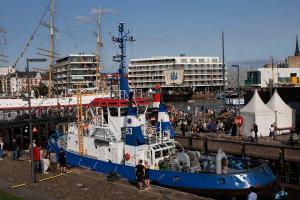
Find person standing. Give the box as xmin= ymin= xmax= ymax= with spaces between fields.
xmin=0 ymin=137 xmax=4 ymax=160
xmin=144 ymin=160 xmax=150 ymax=190
xmin=39 ymin=147 xmax=44 ymax=173
xmin=58 ymin=149 xmax=66 ymax=173
xmin=49 ymin=151 xmax=58 ymax=174
xmin=42 ymin=153 xmax=50 ymax=174
xmin=253 ymin=123 xmax=258 ymax=143
xmin=11 ymin=139 xmax=18 ymax=160
xmin=247 ymin=186 xmax=257 ymax=200
xmin=136 ymin=159 xmax=145 ymax=191
xmin=269 ymin=124 xmax=275 ymax=139
xmin=181 ymin=122 xmax=186 ymax=136
xmin=231 ymin=122 xmax=237 ymax=137
xmin=33 ymin=144 xmax=40 ymax=173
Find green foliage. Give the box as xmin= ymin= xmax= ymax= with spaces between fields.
xmin=33 ymin=82 xmax=48 ymax=98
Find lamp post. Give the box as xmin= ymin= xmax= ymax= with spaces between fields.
xmin=232 ymin=64 xmax=241 ymax=137
xmin=232 ymin=65 xmax=240 ymax=114
xmin=26 ymin=58 xmax=47 ymax=183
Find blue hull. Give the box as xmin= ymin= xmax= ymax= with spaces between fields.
xmin=64 ymin=150 xmax=277 ymax=196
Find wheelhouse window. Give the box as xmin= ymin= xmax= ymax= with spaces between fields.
xmin=155 ymin=151 xmax=161 ymax=159
xmin=137 ymin=106 xmax=146 ymax=114
xmin=109 ymin=107 xmax=118 ymax=116
xmin=162 ymin=149 xmax=169 ymax=157
xmin=159 ymin=144 xmax=167 ymax=148
xmin=120 ymin=107 xmax=128 ymax=116
xmin=166 ymin=142 xmax=174 ymax=147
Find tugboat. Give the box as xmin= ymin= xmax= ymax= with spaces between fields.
xmin=47 ymin=23 xmax=278 ymax=199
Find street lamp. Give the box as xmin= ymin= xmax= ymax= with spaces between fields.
xmin=232 ymin=65 xmax=240 ymax=114
xmin=26 ymin=58 xmax=47 ymax=183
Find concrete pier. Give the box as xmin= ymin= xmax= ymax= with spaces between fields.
xmin=175 ymin=134 xmax=300 ymax=162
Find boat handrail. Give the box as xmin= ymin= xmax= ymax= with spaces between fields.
xmin=93 ymin=126 xmax=116 ymax=142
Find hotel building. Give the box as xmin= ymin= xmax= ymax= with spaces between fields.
xmin=128 ymin=56 xmax=227 ymax=91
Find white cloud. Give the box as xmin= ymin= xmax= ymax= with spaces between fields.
xmin=74 ymin=16 xmax=94 ymax=24
xmin=90 ymin=8 xmax=119 ymax=16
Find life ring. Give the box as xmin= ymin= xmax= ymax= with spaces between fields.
xmin=83 ymin=123 xmax=89 ymax=129
xmin=124 ymin=153 xmax=130 ymax=161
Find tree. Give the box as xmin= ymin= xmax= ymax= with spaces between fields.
xmin=33 ymin=83 xmax=48 ymax=98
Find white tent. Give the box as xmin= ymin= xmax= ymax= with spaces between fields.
xmin=267 ymin=89 xmax=293 ymax=132
xmin=240 ymin=90 xmax=275 ymax=137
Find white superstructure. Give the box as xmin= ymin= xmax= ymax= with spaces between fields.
xmin=128 ymin=56 xmax=227 ymax=90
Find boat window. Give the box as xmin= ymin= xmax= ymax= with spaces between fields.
xmin=162 ymin=149 xmax=169 ymax=157
xmin=155 ymin=151 xmax=161 ymax=159
xmin=152 ymin=145 xmax=159 ymax=150
xmin=147 ymin=151 xmax=151 ymax=159
xmin=159 ymin=144 xmax=167 ymax=148
xmin=166 ymin=142 xmax=174 ymax=147
xmin=121 ymin=127 xmax=126 ymax=139
xmin=109 ymin=108 xmax=118 ymax=116
xmin=137 ymin=106 xmax=146 ymax=114
xmin=120 ymin=108 xmax=128 ymax=116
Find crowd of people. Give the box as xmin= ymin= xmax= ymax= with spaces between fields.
xmin=2 ymin=106 xmax=77 ymax=122
xmin=32 ymin=144 xmax=67 ymax=175
xmin=0 ymin=136 xmax=67 ymax=175
xmin=166 ymin=105 xmax=238 ymax=137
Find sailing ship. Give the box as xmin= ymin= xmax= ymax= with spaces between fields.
xmin=47 ymin=23 xmax=278 ymax=199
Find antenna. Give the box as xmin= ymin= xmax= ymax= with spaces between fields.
xmin=112 ymin=22 xmax=135 ymax=73
xmin=112 ymin=22 xmax=135 ymax=98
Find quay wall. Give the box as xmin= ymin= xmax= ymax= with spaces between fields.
xmin=175 ymin=136 xmax=300 ymax=163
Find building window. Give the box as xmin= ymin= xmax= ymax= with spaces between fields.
xmin=181 ymin=59 xmax=187 ymax=63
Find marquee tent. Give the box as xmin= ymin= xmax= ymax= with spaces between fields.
xmin=267 ymin=89 xmax=293 ymax=133
xmin=240 ymin=90 xmax=275 ymax=137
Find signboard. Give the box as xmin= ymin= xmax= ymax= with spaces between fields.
xmin=164 ymin=69 xmax=184 ymax=85
xmin=235 ymin=116 xmax=244 ymax=127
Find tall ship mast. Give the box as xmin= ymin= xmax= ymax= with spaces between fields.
xmin=48 ymin=0 xmax=55 ymax=97
xmin=95 ymin=8 xmax=102 ymax=90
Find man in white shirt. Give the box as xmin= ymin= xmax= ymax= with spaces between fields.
xmin=247 ymin=186 xmax=257 ymax=200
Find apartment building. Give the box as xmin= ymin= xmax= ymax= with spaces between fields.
xmin=53 ymin=54 xmax=98 ymax=94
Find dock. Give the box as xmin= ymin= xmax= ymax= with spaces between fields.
xmin=175 ymin=134 xmax=300 ymax=162
xmin=0 ymin=155 xmax=210 ymax=200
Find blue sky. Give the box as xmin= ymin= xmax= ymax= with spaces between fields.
xmin=1 ymin=0 xmax=300 ymax=72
